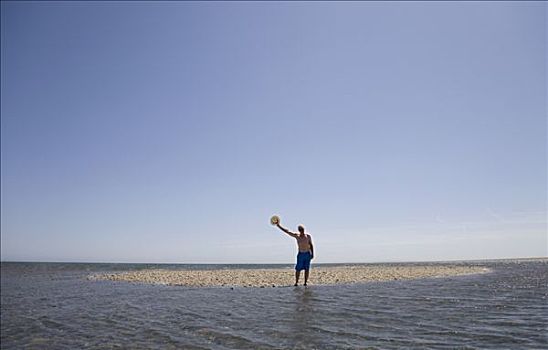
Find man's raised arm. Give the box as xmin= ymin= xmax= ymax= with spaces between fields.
xmin=276 ymin=223 xmax=298 ymax=237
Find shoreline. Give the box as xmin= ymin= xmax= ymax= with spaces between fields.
xmin=88 ymin=264 xmax=491 ymax=288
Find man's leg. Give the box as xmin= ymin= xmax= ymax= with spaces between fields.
xmin=295 ymin=270 xmax=301 ymax=286
xmin=304 ymin=269 xmax=309 ymax=286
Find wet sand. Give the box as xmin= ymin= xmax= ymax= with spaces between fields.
xmin=89 ymin=265 xmax=489 ymax=288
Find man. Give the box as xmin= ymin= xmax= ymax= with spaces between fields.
xmin=276 ymin=223 xmax=314 ymax=286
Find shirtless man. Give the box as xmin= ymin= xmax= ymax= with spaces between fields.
xmin=276 ymin=223 xmax=314 ymax=286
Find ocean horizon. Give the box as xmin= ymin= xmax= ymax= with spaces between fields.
xmin=2 ymin=256 xmax=546 ymax=265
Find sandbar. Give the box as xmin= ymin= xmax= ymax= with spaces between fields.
xmin=88 ymin=264 xmax=489 ymax=288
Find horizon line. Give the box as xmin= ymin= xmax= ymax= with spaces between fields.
xmin=1 ymin=256 xmax=546 ymax=265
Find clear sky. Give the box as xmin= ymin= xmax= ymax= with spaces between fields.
xmin=1 ymin=1 xmax=546 ymax=263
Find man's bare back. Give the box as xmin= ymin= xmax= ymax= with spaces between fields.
xmin=296 ymin=234 xmax=312 ymax=252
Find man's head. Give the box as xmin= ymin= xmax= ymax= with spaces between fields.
xmin=298 ymin=225 xmax=305 ymax=235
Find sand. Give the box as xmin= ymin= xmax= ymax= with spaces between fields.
xmin=88 ymin=264 xmax=489 ymax=288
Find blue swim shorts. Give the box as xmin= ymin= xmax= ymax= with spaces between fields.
xmin=295 ymin=251 xmax=312 ymax=271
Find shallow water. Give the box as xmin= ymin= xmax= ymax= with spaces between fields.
xmin=1 ymin=260 xmax=547 ymax=349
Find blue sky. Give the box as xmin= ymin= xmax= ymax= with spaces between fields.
xmin=1 ymin=2 xmax=546 ymax=263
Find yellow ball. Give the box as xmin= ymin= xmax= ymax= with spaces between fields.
xmin=270 ymin=215 xmax=280 ymax=225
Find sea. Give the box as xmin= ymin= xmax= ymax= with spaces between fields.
xmin=1 ymin=259 xmax=547 ymax=349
